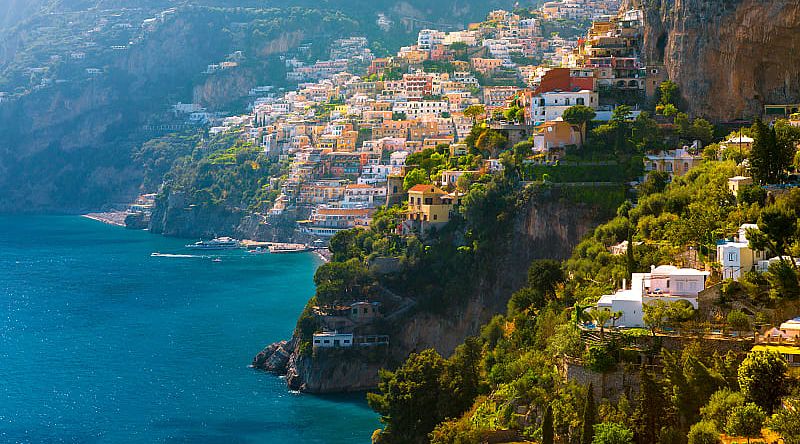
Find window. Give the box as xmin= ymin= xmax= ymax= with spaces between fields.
xmin=576 ymin=98 xmax=584 ymax=105
xmin=433 ymin=214 xmax=438 ymax=220
xmin=323 ymin=340 xmax=330 ymax=344
xmin=314 ymin=340 xmax=321 ymax=344
xmin=728 ymin=252 xmax=737 ymax=262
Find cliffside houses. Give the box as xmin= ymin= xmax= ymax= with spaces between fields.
xmin=224 ymin=5 xmax=653 ymax=235
xmin=403 ymin=185 xmax=463 ymax=234
xmin=595 ymin=265 xmax=710 ymax=328
xmin=716 ymin=224 xmax=767 ymax=280
xmin=312 ymin=301 xmax=389 ymax=349
xmin=644 ymin=148 xmax=704 ymax=178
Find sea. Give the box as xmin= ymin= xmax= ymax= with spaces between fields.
xmin=0 ymin=216 xmax=379 ymax=443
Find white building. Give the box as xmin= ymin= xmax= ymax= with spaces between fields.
xmin=393 ymin=101 xmax=450 ymax=119
xmin=440 ymin=170 xmax=479 ymax=187
xmin=417 ymin=29 xmax=445 ymax=50
xmin=312 ymin=331 xmax=353 ymax=348
xmin=596 ymin=265 xmax=710 ymax=328
xmin=717 ymin=224 xmax=766 ymax=280
xmin=529 ymin=90 xmax=598 ymax=124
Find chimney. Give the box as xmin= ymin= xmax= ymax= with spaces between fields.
xmin=622 ymin=278 xmax=627 ymax=290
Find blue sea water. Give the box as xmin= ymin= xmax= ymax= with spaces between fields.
xmin=0 ymin=216 xmax=379 ymax=443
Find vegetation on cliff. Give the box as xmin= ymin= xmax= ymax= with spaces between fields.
xmin=157 ymin=131 xmax=287 ymax=214
xmin=364 ymin=111 xmax=800 ymax=442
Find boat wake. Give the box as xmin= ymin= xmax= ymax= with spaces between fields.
xmin=150 ymin=253 xmax=205 ymax=258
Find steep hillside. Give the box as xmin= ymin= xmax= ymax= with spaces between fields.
xmin=0 ymin=0 xmax=516 ymax=213
xmin=255 ymin=185 xmax=616 ymax=393
xmin=640 ymin=0 xmax=800 ymax=121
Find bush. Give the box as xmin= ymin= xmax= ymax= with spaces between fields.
xmin=727 ymin=310 xmax=751 ymax=332
xmin=585 ymin=345 xmax=616 ymax=373
xmin=688 ymin=421 xmax=721 ymax=444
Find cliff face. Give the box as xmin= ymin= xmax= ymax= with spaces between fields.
xmin=148 ymin=191 xmax=297 ymax=240
xmin=640 ymin=0 xmax=800 ymax=121
xmin=256 ymin=190 xmax=609 ymax=393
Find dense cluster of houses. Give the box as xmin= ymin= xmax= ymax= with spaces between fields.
xmin=186 ymin=1 xmax=684 ymax=243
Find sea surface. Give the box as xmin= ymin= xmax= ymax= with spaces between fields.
xmin=0 ymin=216 xmax=379 ymax=443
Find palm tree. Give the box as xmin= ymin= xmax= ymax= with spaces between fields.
xmin=589 ymin=309 xmax=612 ymax=339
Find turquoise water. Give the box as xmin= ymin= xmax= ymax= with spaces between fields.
xmin=0 ymin=216 xmax=379 ymax=443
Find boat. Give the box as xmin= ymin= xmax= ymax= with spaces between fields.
xmin=212 ymin=258 xmax=222 ymax=263
xmin=248 ymin=246 xmax=268 ymax=254
xmin=185 ymin=237 xmax=241 ymax=250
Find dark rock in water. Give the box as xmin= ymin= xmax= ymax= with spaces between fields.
xmin=125 ymin=212 xmax=149 ymax=230
xmin=252 ymin=341 xmax=290 ymax=373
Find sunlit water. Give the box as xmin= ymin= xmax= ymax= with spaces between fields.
xmin=0 ymin=216 xmax=378 ymax=443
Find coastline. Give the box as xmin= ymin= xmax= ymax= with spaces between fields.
xmin=82 ymin=211 xmax=129 ymax=227
xmin=313 ymin=247 xmax=331 ymax=263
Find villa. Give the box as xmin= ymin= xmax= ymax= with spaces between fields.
xmin=312 ymin=331 xmax=353 ymax=348
xmin=716 ymin=223 xmax=767 ymax=280
xmin=596 ymin=265 xmax=710 ymax=328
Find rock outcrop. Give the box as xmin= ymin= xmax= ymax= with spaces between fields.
xmin=639 ymin=0 xmax=800 ymax=121
xmin=258 ymin=188 xmax=612 ymax=393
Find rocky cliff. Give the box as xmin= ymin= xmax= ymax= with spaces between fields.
xmin=255 ymin=188 xmax=611 ymax=393
xmin=639 ymin=0 xmax=800 ymax=121
xmin=148 ymin=191 xmax=298 ymax=240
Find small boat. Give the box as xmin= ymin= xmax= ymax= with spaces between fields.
xmin=185 ymin=237 xmax=241 ymax=250
xmin=248 ymin=247 xmax=268 ymax=254
xmin=212 ymin=258 xmax=222 ymax=263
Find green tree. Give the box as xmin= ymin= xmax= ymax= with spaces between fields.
xmin=543 ymin=404 xmax=554 ymax=444
xmin=750 ymin=119 xmax=793 ymax=184
xmin=631 ymin=112 xmax=663 ymax=151
xmin=766 ymin=407 xmax=800 ymax=444
xmin=403 ymin=168 xmax=431 ymax=191
xmin=748 ymin=205 xmax=799 ymax=268
xmin=640 ymin=170 xmax=671 ymax=196
xmin=687 ymin=421 xmax=721 ymax=444
xmin=592 ymin=422 xmax=634 ymax=444
xmin=475 ymin=129 xmax=508 ymax=157
xmin=634 ymin=367 xmax=668 ymax=443
xmin=724 ymin=403 xmax=765 ymax=444
xmin=700 ymin=388 xmax=745 ymax=429
xmin=438 ymin=337 xmax=482 ymax=416
xmin=313 ymin=258 xmax=371 ymax=305
xmin=368 ymin=350 xmax=448 ymax=444
xmin=582 ymin=383 xmax=597 ymax=444
xmin=737 ymin=183 xmax=766 ymax=206
xmin=737 ymin=350 xmax=788 ymax=413
xmin=726 ymin=310 xmax=751 ymax=332
xmin=690 ymin=118 xmax=715 ymax=146
xmin=527 ymin=259 xmax=565 ymax=300
xmin=659 ymin=80 xmax=679 ymax=107
xmin=588 ymin=309 xmax=612 ymax=338
xmin=643 ymin=299 xmax=668 ymax=337
xmin=563 ymin=105 xmax=597 ymax=147
xmin=611 ymin=105 xmax=633 ymax=156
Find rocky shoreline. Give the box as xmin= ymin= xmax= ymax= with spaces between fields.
xmin=82 ymin=211 xmax=129 ymax=227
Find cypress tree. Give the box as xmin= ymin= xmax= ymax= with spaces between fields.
xmin=543 ymin=404 xmax=554 ymax=444
xmin=582 ymin=383 xmax=596 ymax=444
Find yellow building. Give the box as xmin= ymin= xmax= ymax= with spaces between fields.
xmin=644 ymin=148 xmax=704 ymax=177
xmin=404 ymin=185 xmax=461 ymax=234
